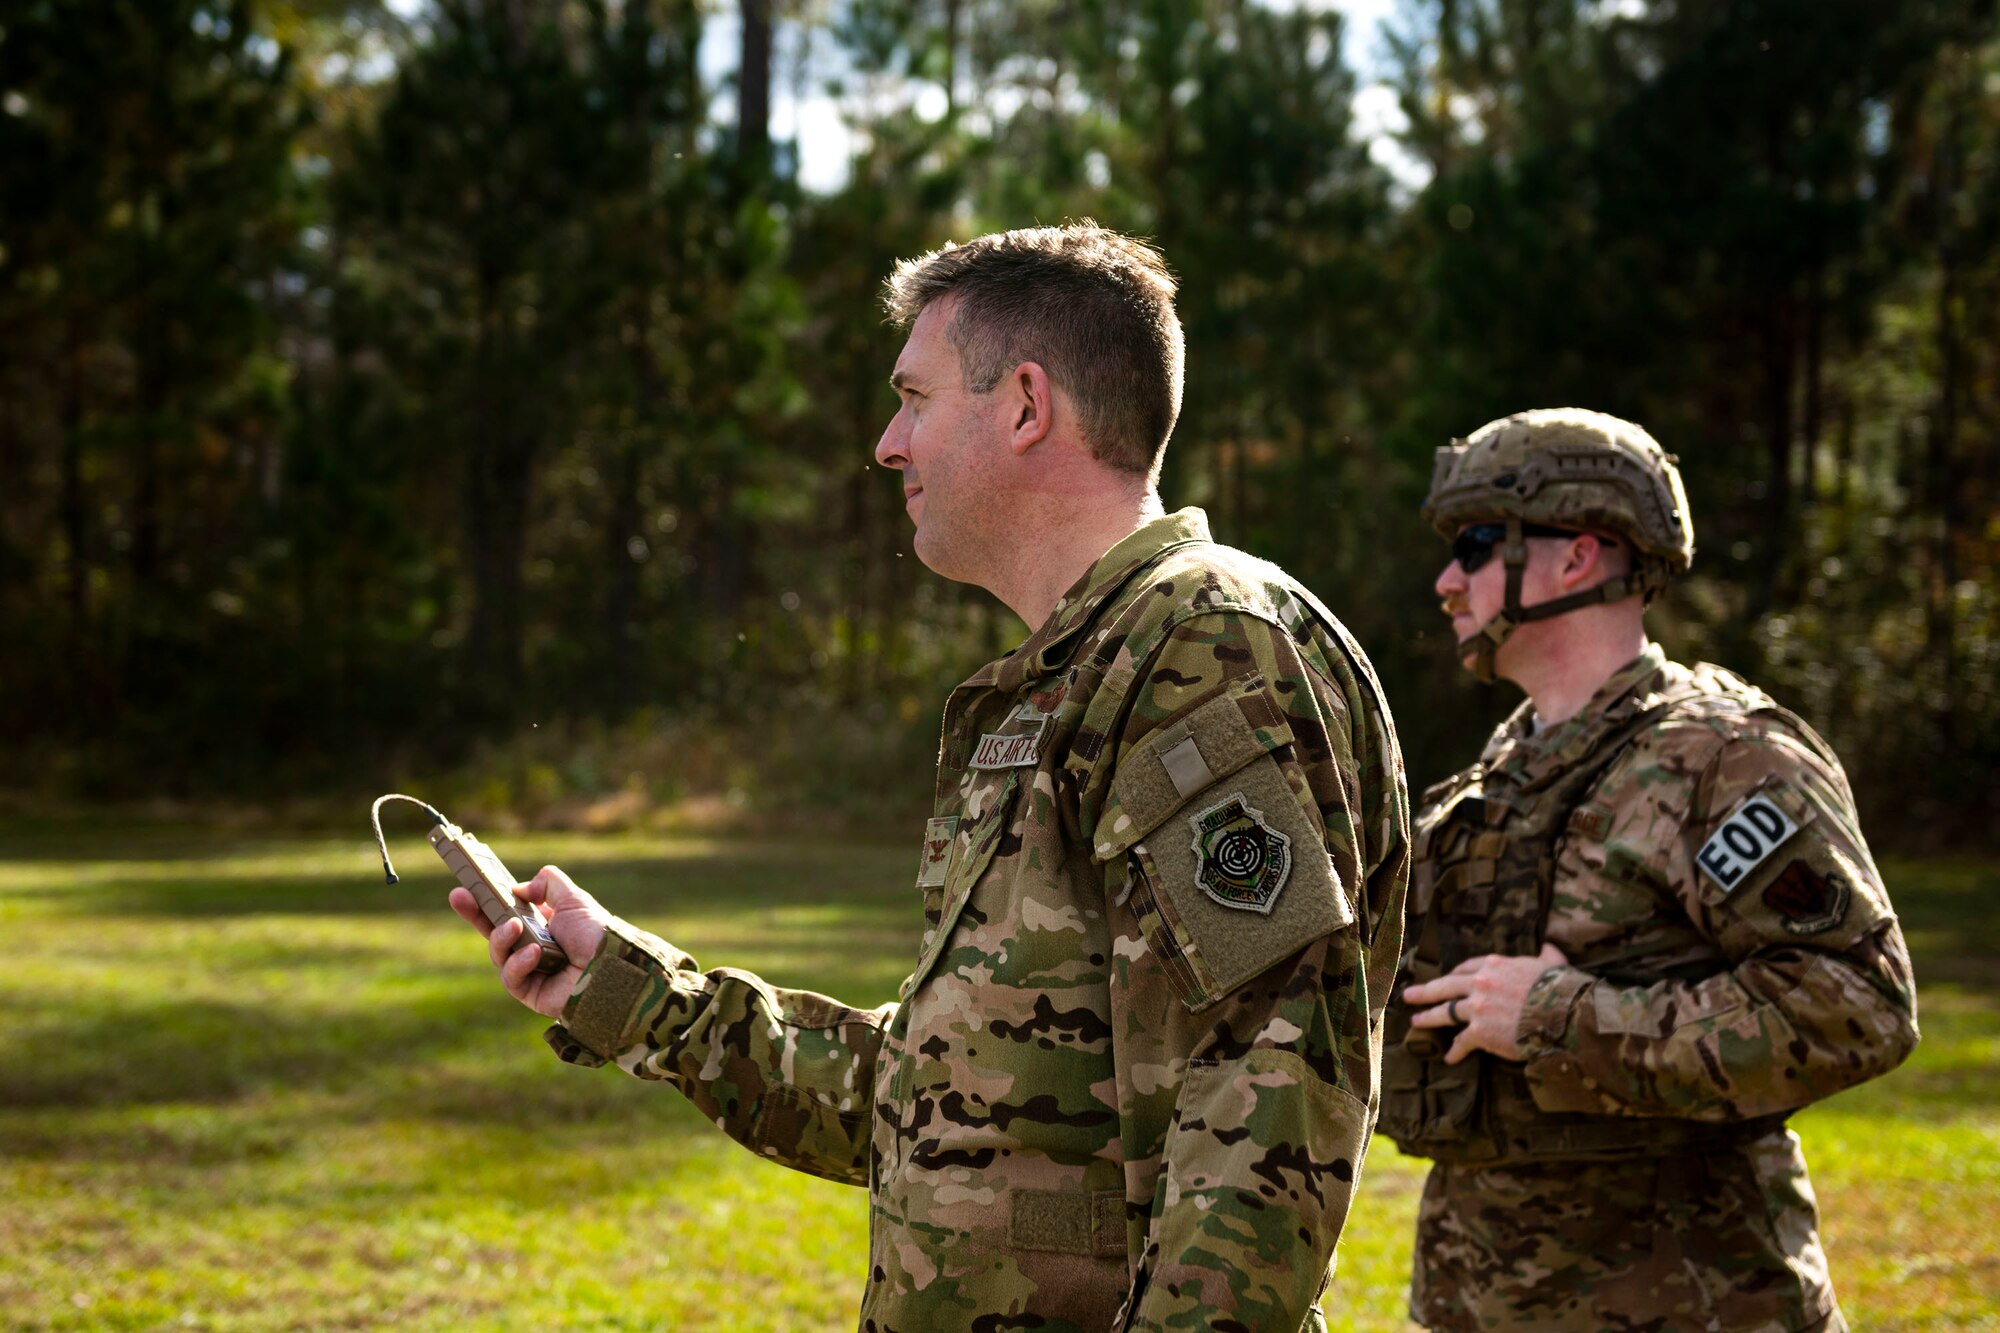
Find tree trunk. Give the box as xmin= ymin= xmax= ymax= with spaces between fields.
xmin=1751 ymin=295 xmax=1794 ymax=622
xmin=1927 ymin=50 xmax=1968 ymax=755
xmin=1835 ymin=390 xmax=1856 ymax=512
xmin=60 ymin=322 xmax=88 ymax=629
xmin=604 ymin=438 xmax=645 ymax=713
xmin=133 ymin=347 xmax=167 ymax=595
xmin=1802 ymin=231 xmax=1826 ymax=507
xmin=606 ymin=304 xmax=662 ymax=713
xmin=739 ymin=0 xmax=772 ymax=170
xmin=943 ymin=0 xmax=961 ymax=119
xmin=1750 ymin=106 xmax=1794 ymax=623
xmin=466 ymin=263 xmax=529 ymax=703
xmin=465 ymin=436 xmax=534 ymax=704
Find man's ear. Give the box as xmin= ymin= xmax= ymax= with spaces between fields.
xmin=1007 ymin=361 xmax=1055 ymax=456
xmin=1562 ymin=534 xmax=1607 ymax=590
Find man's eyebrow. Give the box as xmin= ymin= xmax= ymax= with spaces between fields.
xmin=890 ymin=369 xmax=921 ymax=392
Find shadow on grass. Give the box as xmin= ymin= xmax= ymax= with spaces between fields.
xmin=0 ymin=835 xmax=918 ymax=1176
xmin=6 ymin=844 xmax=916 ymax=925
xmin=0 ymin=931 xmax=906 ymax=1122
xmin=0 ymin=971 xmax=766 ymax=1176
xmin=0 ymin=983 xmax=504 ymax=1113
xmin=0 ymin=1060 xmax=726 ymax=1168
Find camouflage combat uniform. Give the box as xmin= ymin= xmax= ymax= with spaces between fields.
xmin=545 ymin=508 xmax=1411 ymax=1332
xmin=1384 ymin=644 xmax=1918 ymax=1333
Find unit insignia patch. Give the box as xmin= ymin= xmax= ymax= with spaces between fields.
xmin=1761 ymin=858 xmax=1850 ymax=935
xmin=1187 ymin=792 xmax=1292 ymax=914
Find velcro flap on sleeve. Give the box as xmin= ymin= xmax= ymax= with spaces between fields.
xmin=562 ymin=949 xmax=655 ymax=1059
xmin=1094 ymin=677 xmax=1295 ymax=862
xmin=1137 ymin=753 xmax=1352 ymax=1008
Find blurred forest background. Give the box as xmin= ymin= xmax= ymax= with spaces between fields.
xmin=2 ymin=0 xmax=1996 ymax=846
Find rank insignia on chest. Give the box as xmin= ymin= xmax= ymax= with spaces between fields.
xmin=1013 ymin=680 xmax=1068 ymax=724
xmin=1188 ymin=792 xmax=1292 ymax=913
xmin=916 ymin=815 xmax=959 ymax=888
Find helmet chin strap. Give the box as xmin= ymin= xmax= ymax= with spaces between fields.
xmin=1455 ymin=517 xmax=1635 ymax=684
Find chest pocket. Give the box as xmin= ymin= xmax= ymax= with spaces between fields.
xmin=1094 ymin=677 xmax=1352 ymax=1012
xmin=902 ymin=769 xmax=1022 ymax=1003
xmin=1413 ymin=783 xmax=1497 ymax=922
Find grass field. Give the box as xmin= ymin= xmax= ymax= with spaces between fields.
xmin=1 ymin=826 xmax=1993 ymax=1332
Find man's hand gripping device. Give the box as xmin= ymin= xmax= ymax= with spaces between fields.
xmin=370 ymin=794 xmax=569 ymax=975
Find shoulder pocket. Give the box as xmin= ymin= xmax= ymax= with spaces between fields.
xmin=1100 ymin=678 xmax=1353 ymax=1012
xmin=1695 ymin=776 xmax=1890 ymax=946
xmin=1093 ymin=676 xmax=1298 ymax=860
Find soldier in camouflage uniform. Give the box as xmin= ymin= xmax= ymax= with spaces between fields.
xmin=451 ymin=223 xmax=1411 ymax=1332
xmin=1390 ymin=408 xmax=1919 ymax=1332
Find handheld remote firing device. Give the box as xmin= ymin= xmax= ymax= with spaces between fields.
xmin=369 ymin=793 xmax=569 ymax=975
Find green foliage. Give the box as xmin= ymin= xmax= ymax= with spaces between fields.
xmin=0 ymin=0 xmax=307 ymax=768
xmin=0 ymin=0 xmax=1994 ymax=840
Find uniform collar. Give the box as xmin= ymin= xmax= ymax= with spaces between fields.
xmin=1484 ymin=642 xmax=1670 ymax=790
xmin=962 ymin=507 xmax=1213 ymax=696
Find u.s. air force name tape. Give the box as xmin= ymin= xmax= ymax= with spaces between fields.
xmin=1697 ymin=795 xmax=1800 ymax=891
xmin=969 ymin=729 xmax=1042 ymax=770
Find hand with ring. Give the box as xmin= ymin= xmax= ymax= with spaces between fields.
xmin=1402 ymin=943 xmax=1570 ymax=1064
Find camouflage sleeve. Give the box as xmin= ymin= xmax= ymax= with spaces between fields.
xmin=543 ymin=917 xmax=891 ymax=1186
xmin=1518 ymin=723 xmax=1919 ymax=1121
xmin=1091 ymin=609 xmax=1390 ymax=1330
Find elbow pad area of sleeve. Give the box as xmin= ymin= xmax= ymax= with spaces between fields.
xmin=1139 ymin=1049 xmax=1369 ymax=1321
xmin=1168 ymin=1048 xmax=1369 ymax=1224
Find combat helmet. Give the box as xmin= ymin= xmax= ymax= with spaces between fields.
xmin=1422 ymin=408 xmax=1694 ymax=681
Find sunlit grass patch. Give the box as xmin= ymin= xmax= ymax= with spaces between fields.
xmin=0 ymin=833 xmax=1992 ymax=1331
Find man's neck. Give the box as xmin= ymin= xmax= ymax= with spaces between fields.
xmin=992 ymin=489 xmax=1167 ymax=630
xmin=1515 ymin=624 xmax=1650 ymax=728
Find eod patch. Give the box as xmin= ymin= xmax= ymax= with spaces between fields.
xmin=1187 ymin=792 xmax=1291 ymax=914
xmin=1697 ymin=795 xmax=1799 ymax=891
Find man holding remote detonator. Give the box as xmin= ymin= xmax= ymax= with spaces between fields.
xmin=451 ymin=222 xmax=1410 ymax=1332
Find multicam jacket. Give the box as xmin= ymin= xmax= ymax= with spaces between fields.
xmin=546 ymin=509 xmax=1410 ymax=1332
xmin=1386 ymin=644 xmax=1918 ymax=1331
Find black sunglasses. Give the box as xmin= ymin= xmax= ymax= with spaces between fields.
xmin=1451 ymin=522 xmax=1614 ymax=574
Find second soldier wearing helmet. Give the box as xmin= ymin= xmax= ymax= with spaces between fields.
xmin=1388 ymin=408 xmax=1918 ymax=1331
xmin=1419 ymin=407 xmax=1692 ymax=682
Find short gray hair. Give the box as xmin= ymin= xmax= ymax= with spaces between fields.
xmin=883 ymin=221 xmax=1184 ymax=478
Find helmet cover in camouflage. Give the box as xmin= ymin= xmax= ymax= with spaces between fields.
xmin=1422 ymin=409 xmax=1695 ymax=680
xmin=1423 ymin=407 xmax=1694 ymax=591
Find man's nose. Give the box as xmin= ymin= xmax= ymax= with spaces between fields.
xmin=1435 ymin=557 xmax=1466 ymax=598
xmin=875 ymin=409 xmax=910 ymax=470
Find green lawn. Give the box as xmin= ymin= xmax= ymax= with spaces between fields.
xmin=0 ymin=829 xmax=1993 ymax=1331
